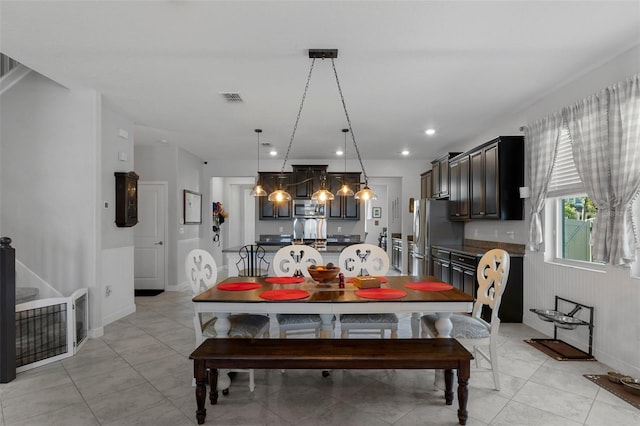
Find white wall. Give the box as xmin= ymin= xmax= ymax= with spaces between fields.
xmin=100 ymin=101 xmax=136 ymax=322
xmin=0 ymin=71 xmax=103 ymax=332
xmin=134 ymin=144 xmax=205 ymax=288
xmin=463 ymin=45 xmax=640 ymax=375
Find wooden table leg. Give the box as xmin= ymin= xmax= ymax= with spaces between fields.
xmin=457 ymin=362 xmax=470 ymax=425
xmin=194 ymin=360 xmax=207 ymax=425
xmin=444 ymin=369 xmax=454 ymax=405
xmin=209 ymin=368 xmax=218 ymax=405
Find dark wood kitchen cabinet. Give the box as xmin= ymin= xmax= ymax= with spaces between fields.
xmin=258 ymin=172 xmax=292 ymax=220
xmin=114 ymin=171 xmax=138 ymax=227
xmin=448 ymin=154 xmax=470 ymax=221
xmin=431 ymin=247 xmax=451 ymax=284
xmin=469 ymin=136 xmax=524 ymax=220
xmin=327 ymin=172 xmax=361 ymax=220
xmin=443 ymin=246 xmax=523 ymax=323
xmin=291 ymin=165 xmax=327 ymax=198
xmin=431 ymin=152 xmax=461 ymax=199
xmin=449 ymin=251 xmax=477 ymax=298
xmin=420 ymin=170 xmax=432 ymax=199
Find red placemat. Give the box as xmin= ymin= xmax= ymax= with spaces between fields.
xmin=405 ymin=282 xmax=453 ymax=291
xmin=355 ymin=288 xmax=407 ymax=299
xmin=259 ymin=289 xmax=310 ymax=301
xmin=217 ymin=282 xmax=262 ymax=291
xmin=347 ymin=276 xmax=389 ymax=283
xmin=265 ymin=277 xmax=305 ymax=284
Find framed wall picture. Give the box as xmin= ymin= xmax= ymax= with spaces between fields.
xmin=183 ymin=190 xmax=202 ymax=224
xmin=372 ymin=206 xmax=382 ymax=218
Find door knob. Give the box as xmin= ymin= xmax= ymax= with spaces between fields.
xmin=154 ymin=241 xmax=163 ymax=245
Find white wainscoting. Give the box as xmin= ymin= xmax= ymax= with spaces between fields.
xmin=524 ymin=250 xmax=640 ymax=377
xmin=101 ymin=246 xmax=136 ymax=325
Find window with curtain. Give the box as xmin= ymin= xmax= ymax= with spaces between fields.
xmin=546 ymin=125 xmax=603 ymax=266
xmin=531 ymin=73 xmax=639 ymax=270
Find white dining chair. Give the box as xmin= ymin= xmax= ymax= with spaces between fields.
xmin=337 ymin=243 xmax=398 ymax=338
xmin=273 ymin=244 xmax=325 ymax=338
xmin=421 ymin=248 xmax=510 ymax=390
xmin=185 ymin=249 xmax=270 ymax=392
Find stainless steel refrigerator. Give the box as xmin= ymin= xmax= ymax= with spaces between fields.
xmin=412 ymin=199 xmax=464 ymax=276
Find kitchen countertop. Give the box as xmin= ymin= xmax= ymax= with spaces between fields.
xmin=222 ymin=245 xmax=350 ymax=254
xmin=432 ymin=240 xmax=525 ymax=258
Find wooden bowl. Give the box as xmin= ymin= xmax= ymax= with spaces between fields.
xmin=307 ymin=266 xmax=340 ymax=283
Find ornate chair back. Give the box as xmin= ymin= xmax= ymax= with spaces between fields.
xmin=472 ymin=248 xmax=511 ymax=324
xmin=273 ymin=245 xmax=323 ymax=277
xmin=338 ymin=243 xmax=389 ymax=277
xmin=185 ymin=249 xmax=218 ymax=295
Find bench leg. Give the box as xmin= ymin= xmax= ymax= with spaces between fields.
xmin=194 ymin=361 xmax=207 ymax=425
xmin=457 ymin=362 xmax=470 ymax=426
xmin=444 ymin=369 xmax=454 ymax=405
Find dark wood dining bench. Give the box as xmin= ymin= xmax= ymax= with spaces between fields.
xmin=190 ymin=338 xmax=473 ymax=425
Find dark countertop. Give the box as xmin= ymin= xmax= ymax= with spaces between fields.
xmin=222 ymin=245 xmax=349 ymax=254
xmin=431 ymin=242 xmax=525 ymax=258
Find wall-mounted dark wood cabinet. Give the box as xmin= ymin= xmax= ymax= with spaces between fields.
xmin=431 ymin=152 xmax=461 ymax=199
xmin=115 ymin=171 xmax=139 ymax=227
xmin=448 ymin=155 xmax=470 ymax=221
xmin=420 ymin=170 xmax=432 ymax=199
xmin=327 ymin=172 xmax=361 ymax=220
xmin=291 ymin=165 xmax=328 ymax=198
xmin=258 ymin=172 xmax=292 ymax=220
xmin=469 ymin=136 xmax=524 ymax=220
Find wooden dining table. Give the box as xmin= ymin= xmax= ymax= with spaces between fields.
xmin=193 ymin=274 xmax=474 ymax=392
xmin=192 ymin=274 xmax=474 ymax=339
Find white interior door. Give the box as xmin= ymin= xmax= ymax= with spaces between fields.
xmin=134 ymin=182 xmax=167 ymax=290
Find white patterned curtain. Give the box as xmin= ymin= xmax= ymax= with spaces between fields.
xmin=608 ymin=74 xmax=640 ymax=266
xmin=525 ymin=113 xmax=563 ymax=251
xmin=565 ymin=73 xmax=640 ymax=266
xmin=564 ymin=93 xmax=612 ymax=263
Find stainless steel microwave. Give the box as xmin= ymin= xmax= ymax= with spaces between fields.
xmin=293 ymin=201 xmax=326 ymax=218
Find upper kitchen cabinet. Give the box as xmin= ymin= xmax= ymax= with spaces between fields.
xmin=431 ymin=153 xmax=461 ymax=199
xmin=448 ymin=154 xmax=470 ymax=221
xmin=291 ymin=165 xmax=327 ymax=198
xmin=469 ymin=136 xmax=524 ymax=220
xmin=258 ymin=172 xmax=292 ymax=220
xmin=327 ymin=172 xmax=361 ymax=220
xmin=420 ymin=170 xmax=432 ymax=199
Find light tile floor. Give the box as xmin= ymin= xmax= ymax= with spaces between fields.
xmin=2 ymin=289 xmax=639 ymax=426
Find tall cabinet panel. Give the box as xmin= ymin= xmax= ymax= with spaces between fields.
xmin=258 ymin=172 xmax=292 ymax=220
xmin=431 ymin=153 xmax=461 ymax=199
xmin=291 ymin=165 xmax=327 ymax=198
xmin=469 ymin=136 xmax=523 ymax=220
xmin=449 ymin=155 xmax=470 ymax=221
xmin=327 ymin=172 xmax=361 ymax=220
xmin=420 ymin=170 xmax=433 ymax=199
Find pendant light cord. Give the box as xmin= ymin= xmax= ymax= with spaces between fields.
xmin=280 ymin=58 xmax=316 ymax=174
xmin=255 ymin=129 xmax=262 ymax=180
xmin=332 ymin=58 xmax=369 ymax=184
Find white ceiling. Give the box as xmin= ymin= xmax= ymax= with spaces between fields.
xmin=1 ymin=1 xmax=639 ymax=163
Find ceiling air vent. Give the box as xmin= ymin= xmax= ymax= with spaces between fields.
xmin=219 ymin=92 xmax=243 ymax=103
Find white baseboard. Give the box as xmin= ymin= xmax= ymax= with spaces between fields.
xmin=89 ymin=327 xmax=104 ymax=339
xmin=103 ymin=304 xmax=136 ymax=326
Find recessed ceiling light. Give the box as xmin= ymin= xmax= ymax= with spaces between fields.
xmin=401 ymin=150 xmax=410 ymax=156
xmin=159 ymin=139 xmax=168 ymax=144
xmin=425 ymin=129 xmax=436 ymax=136
xmin=336 ymin=150 xmax=344 ymax=156
xmin=269 ymin=150 xmax=277 ymax=156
